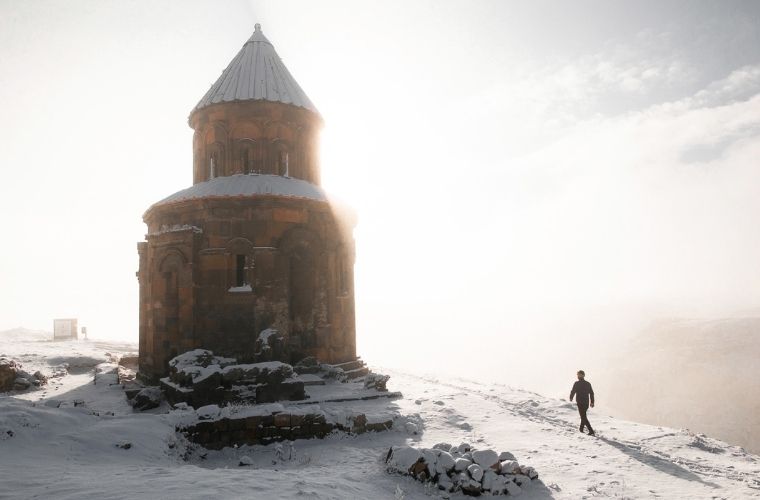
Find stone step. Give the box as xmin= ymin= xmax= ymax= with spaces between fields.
xmin=295 ymin=390 xmax=403 ymax=405
xmin=343 ymin=366 xmax=370 ymax=380
xmin=295 ymin=374 xmax=326 ymax=386
xmin=331 ymin=358 xmax=365 ymax=372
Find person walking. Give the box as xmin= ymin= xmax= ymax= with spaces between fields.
xmin=569 ymin=370 xmax=595 ymax=435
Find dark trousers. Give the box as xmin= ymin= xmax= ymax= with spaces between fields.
xmin=578 ymin=404 xmax=593 ymax=433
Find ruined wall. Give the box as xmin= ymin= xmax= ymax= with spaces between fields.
xmin=182 ymin=411 xmax=392 ymax=450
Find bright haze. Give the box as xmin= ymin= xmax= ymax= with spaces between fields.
xmin=2 ymin=1 xmax=760 ymax=414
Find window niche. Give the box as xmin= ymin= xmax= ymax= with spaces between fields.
xmin=207 ymin=142 xmax=225 ymax=179
xmin=238 ymin=140 xmax=262 ymax=174
xmin=272 ymin=141 xmax=290 ymax=176
xmin=227 ymin=238 xmax=254 ymax=292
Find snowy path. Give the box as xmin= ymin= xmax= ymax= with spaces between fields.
xmin=1 ymin=335 xmax=759 ymax=499
xmin=386 ymin=371 xmax=760 ymax=499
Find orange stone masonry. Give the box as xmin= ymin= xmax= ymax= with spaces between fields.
xmin=137 ymin=25 xmax=357 ymax=383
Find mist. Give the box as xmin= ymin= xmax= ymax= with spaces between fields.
xmin=1 ymin=0 xmax=760 ymax=452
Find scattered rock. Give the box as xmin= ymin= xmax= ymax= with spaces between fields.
xmin=481 ymin=470 xmax=498 ymax=491
xmin=386 ymin=446 xmax=423 ymax=472
xmin=116 ymin=441 xmax=132 ymax=450
xmin=456 ymin=442 xmax=472 ymax=453
xmin=499 ymin=460 xmax=520 ymax=475
xmin=363 ymin=373 xmax=390 ymax=391
xmin=132 ymin=387 xmax=161 ymax=411
xmin=409 ymin=458 xmax=428 ymax=480
xmin=504 ymin=481 xmax=522 ymax=496
xmin=0 ymin=357 xmax=20 ymax=392
xmin=454 ymin=457 xmax=473 ymax=472
xmin=435 ymin=451 xmax=456 ymax=475
xmin=471 ymin=449 xmax=499 ymax=469
xmin=196 ymin=404 xmax=221 ymax=420
xmin=520 ymin=466 xmax=539 ymax=480
xmin=404 ymin=422 xmax=419 ymax=435
xmin=33 ymin=371 xmax=47 ymax=385
xmin=239 ymin=455 xmax=254 ymax=466
xmin=13 ymin=377 xmax=31 ymax=390
xmin=467 ymin=463 xmax=484 ymax=482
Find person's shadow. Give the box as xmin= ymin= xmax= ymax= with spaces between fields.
xmin=596 ymin=435 xmax=720 ymax=488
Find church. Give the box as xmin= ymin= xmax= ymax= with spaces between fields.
xmin=137 ymin=24 xmax=357 ymax=382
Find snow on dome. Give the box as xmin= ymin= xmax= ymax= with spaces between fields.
xmin=151 ymin=174 xmax=328 ymax=209
xmin=192 ymin=23 xmax=318 ymax=115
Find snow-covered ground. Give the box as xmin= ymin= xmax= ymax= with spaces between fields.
xmin=1 ymin=329 xmax=759 ymax=499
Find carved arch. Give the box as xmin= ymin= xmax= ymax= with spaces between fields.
xmin=236 ymin=139 xmax=263 ymax=174
xmin=158 ymin=248 xmax=188 ymax=273
xmin=271 ymin=139 xmax=291 ymax=176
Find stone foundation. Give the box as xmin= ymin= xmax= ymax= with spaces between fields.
xmin=181 ymin=410 xmax=392 ymax=450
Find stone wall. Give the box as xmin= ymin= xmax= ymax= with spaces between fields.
xmin=189 ymin=101 xmax=323 ymax=185
xmin=181 ymin=411 xmax=392 ymax=450
xmin=137 ymin=194 xmax=357 ymax=382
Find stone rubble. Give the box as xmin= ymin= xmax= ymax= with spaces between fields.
xmin=386 ymin=443 xmax=539 ymax=496
xmin=158 ymin=349 xmax=306 ymax=409
xmin=0 ymin=357 xmax=48 ymax=392
xmin=180 ymin=405 xmax=396 ymax=450
xmin=131 ymin=387 xmax=162 ymax=411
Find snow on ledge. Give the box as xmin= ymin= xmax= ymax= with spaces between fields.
xmin=228 ymin=284 xmax=252 ymax=293
xmin=152 ymin=174 xmax=328 ymax=208
xmin=148 ymin=224 xmax=203 ymax=237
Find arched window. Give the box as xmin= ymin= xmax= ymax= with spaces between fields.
xmin=209 ymin=154 xmax=216 ymax=179
xmin=235 ymin=254 xmax=248 ymax=287
xmin=207 ymin=142 xmax=225 ymax=179
xmin=272 ymin=141 xmax=290 ymax=176
xmin=238 ymin=140 xmax=262 ymax=174
xmin=240 ymin=147 xmax=251 ymax=174
xmin=226 ymin=238 xmax=254 ymax=292
xmin=278 ymin=150 xmax=289 ymax=176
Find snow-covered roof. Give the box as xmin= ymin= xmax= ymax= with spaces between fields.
xmin=192 ymin=24 xmax=318 ymax=115
xmin=151 ymin=174 xmax=328 ymax=210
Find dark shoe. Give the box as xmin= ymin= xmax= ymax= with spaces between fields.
xmin=588 ymin=430 xmax=596 ymax=436
xmin=580 ymin=425 xmax=584 ymax=432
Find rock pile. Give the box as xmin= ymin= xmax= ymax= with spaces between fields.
xmin=0 ymin=357 xmax=47 ymax=392
xmin=159 ymin=349 xmax=306 ymax=408
xmin=386 ymin=443 xmax=539 ymax=496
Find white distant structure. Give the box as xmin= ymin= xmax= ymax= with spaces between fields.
xmin=53 ymin=319 xmax=78 ymax=340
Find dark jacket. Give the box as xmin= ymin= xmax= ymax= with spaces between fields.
xmin=570 ymin=379 xmax=594 ymax=406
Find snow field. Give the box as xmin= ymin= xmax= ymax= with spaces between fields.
xmin=1 ymin=331 xmax=759 ymax=499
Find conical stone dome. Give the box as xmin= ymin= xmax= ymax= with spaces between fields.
xmin=191 ymin=23 xmax=318 ymax=116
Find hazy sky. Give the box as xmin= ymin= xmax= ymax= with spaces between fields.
xmin=2 ymin=1 xmax=760 ymax=389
